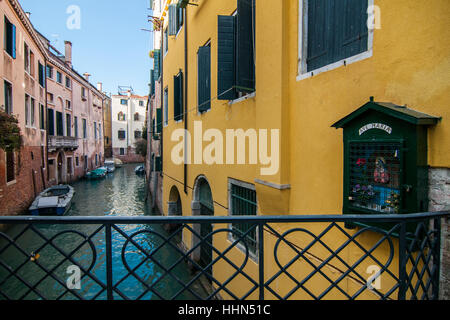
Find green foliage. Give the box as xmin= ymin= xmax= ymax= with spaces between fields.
xmin=134 ymin=139 xmax=147 ymax=158
xmin=0 ymin=111 xmax=23 ymax=152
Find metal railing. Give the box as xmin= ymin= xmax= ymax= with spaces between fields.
xmin=0 ymin=212 xmax=448 ymax=300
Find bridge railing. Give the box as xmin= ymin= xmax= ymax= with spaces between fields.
xmin=0 ymin=212 xmax=448 ymax=300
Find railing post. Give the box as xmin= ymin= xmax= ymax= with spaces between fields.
xmin=258 ymin=222 xmax=264 ymax=300
xmin=105 ymin=223 xmax=114 ymax=300
xmin=432 ymin=217 xmax=442 ymax=300
xmin=398 ymin=222 xmax=407 ymax=300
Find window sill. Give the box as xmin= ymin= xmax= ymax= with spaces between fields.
xmin=297 ymin=50 xmax=373 ymax=82
xmin=6 ymin=180 xmax=17 ymax=187
xmin=228 ymin=92 xmax=256 ymax=106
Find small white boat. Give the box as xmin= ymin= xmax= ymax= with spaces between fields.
xmin=135 ymin=165 xmax=145 ymax=175
xmin=104 ymin=160 xmax=115 ymax=173
xmin=29 ymin=185 xmax=75 ymax=216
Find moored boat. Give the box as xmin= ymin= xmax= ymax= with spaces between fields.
xmin=86 ymin=167 xmax=107 ymax=180
xmin=114 ymin=158 xmax=124 ymax=168
xmin=104 ymin=160 xmax=116 ymax=173
xmin=135 ymin=165 xmax=145 ymax=175
xmin=29 ymin=185 xmax=75 ymax=216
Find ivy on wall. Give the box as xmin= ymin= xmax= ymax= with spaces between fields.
xmin=0 ymin=111 xmax=23 ymax=152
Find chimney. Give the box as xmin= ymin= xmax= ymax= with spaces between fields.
xmin=97 ymin=82 xmax=103 ymax=92
xmin=83 ymin=72 xmax=91 ymax=82
xmin=64 ymin=41 xmax=72 ymax=67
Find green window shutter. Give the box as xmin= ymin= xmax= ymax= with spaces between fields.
xmin=150 ymin=69 xmax=155 ymax=96
xmin=236 ymin=0 xmax=255 ymax=93
xmin=307 ymin=0 xmax=334 ymax=72
xmin=12 ymin=23 xmax=16 ymax=59
xmin=217 ymin=15 xmax=238 ymax=100
xmin=156 ymin=108 xmax=162 ymax=133
xmin=174 ymin=71 xmax=183 ymax=121
xmin=168 ymin=4 xmax=177 ymax=36
xmin=155 ymin=156 xmax=162 ymax=172
xmin=154 ymin=49 xmax=161 ymax=78
xmin=39 ymin=63 xmax=45 ymax=87
xmin=197 ymin=46 xmax=211 ymax=112
xmin=48 ymin=109 xmax=54 ymax=135
xmin=335 ymin=0 xmax=368 ymax=61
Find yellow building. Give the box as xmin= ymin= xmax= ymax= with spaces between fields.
xmin=155 ymin=0 xmax=450 ymax=299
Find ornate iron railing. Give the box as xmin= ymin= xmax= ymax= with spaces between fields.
xmin=0 ymin=212 xmax=448 ymax=300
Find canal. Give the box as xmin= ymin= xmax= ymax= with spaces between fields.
xmin=0 ymin=164 xmax=209 ymax=300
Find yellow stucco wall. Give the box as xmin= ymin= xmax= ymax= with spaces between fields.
xmin=160 ymin=0 xmax=450 ymax=299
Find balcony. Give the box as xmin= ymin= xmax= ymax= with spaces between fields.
xmin=0 ymin=212 xmax=448 ymax=300
xmin=48 ymin=135 xmax=79 ymax=152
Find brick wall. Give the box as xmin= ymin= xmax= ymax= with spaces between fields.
xmin=429 ymin=168 xmax=450 ymax=300
xmin=0 ymin=146 xmax=47 ymax=217
xmin=113 ymin=147 xmax=144 ymax=164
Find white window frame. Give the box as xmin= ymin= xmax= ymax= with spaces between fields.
xmin=227 ymin=178 xmax=259 ymax=263
xmin=297 ymin=0 xmax=374 ymax=81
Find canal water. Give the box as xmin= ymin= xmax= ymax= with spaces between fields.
xmin=0 ymin=164 xmax=208 ymax=300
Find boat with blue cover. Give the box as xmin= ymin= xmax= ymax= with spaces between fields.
xmin=29 ymin=185 xmax=75 ymax=216
xmin=86 ymin=167 xmax=107 ymax=180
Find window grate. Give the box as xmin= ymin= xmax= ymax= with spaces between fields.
xmin=349 ymin=142 xmax=402 ymax=214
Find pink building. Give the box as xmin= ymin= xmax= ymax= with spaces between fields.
xmin=0 ymin=0 xmax=48 ymax=216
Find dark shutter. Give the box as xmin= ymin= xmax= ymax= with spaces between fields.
xmin=335 ymin=0 xmax=368 ymax=61
xmin=307 ymin=0 xmax=334 ymax=72
xmin=156 ymin=108 xmax=162 ymax=133
xmin=154 ymin=49 xmax=161 ymax=78
xmin=174 ymin=72 xmax=183 ymax=121
xmin=48 ymin=109 xmax=55 ymax=136
xmin=150 ymin=69 xmax=155 ymax=96
xmin=197 ymin=45 xmax=211 ymax=112
xmin=236 ymin=0 xmax=255 ymax=92
xmin=56 ymin=111 xmax=63 ymax=136
xmin=39 ymin=62 xmax=45 ymax=87
xmin=218 ymin=15 xmax=237 ymax=100
xmin=6 ymin=151 xmax=15 ymax=183
xmin=40 ymin=104 xmax=45 ymax=130
xmin=178 ymin=7 xmax=184 ymax=30
xmin=169 ymin=4 xmax=177 ymax=35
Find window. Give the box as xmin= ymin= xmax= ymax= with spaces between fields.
xmin=163 ymin=88 xmax=169 ymax=126
xmin=217 ymin=0 xmax=255 ymax=101
xmin=174 ymin=71 xmax=183 ymax=121
xmin=25 ymin=95 xmax=34 ymax=127
xmin=24 ymin=42 xmax=30 ymax=73
xmin=197 ymin=44 xmax=211 ymax=112
xmin=30 ymin=51 xmax=35 ymax=77
xmin=39 ymin=104 xmax=45 ymax=130
xmin=139 ymin=100 xmax=144 ymax=107
xmin=56 ymin=71 xmax=62 ymax=84
xmin=74 ymin=116 xmax=78 ymax=138
xmin=95 ymin=154 xmax=98 ymax=166
xmin=6 ymin=151 xmax=15 ymax=183
xmin=38 ymin=62 xmax=45 ymax=87
xmin=94 ymin=122 xmax=97 ymax=140
xmin=134 ymin=113 xmax=140 ymax=121
xmin=99 ymin=124 xmax=101 ymax=140
xmin=46 ymin=65 xmax=53 ymax=79
xmin=134 ymin=130 xmax=142 ymax=139
xmin=168 ymin=4 xmax=183 ymax=36
xmin=48 ymin=108 xmax=55 ymax=136
xmin=75 ymin=156 xmax=79 ymax=167
xmin=56 ymin=111 xmax=63 ymax=136
xmin=118 ymin=130 xmax=126 ymax=140
xmin=65 ymin=76 xmax=71 ymax=89
xmin=4 ymin=16 xmax=16 ymax=59
xmin=67 ymin=157 xmax=73 ymax=175
xmin=120 ymin=99 xmax=128 ymax=105
xmin=47 ymin=93 xmax=54 ymax=104
xmin=229 ymin=180 xmax=258 ymax=256
xmin=164 ymin=29 xmax=168 ymax=55
xmin=298 ymin=0 xmax=370 ymax=78
xmin=66 ymin=100 xmax=71 ymax=110
xmin=120 ymin=148 xmax=125 ymax=156
xmin=84 ymin=155 xmax=88 ymax=170
xmin=82 ymin=119 xmax=87 ymax=139
xmin=66 ymin=114 xmax=71 ymax=137
xmin=81 ymin=87 xmax=86 ymax=100
xmin=4 ymin=81 xmax=12 ymax=114
xmin=118 ymin=112 xmax=126 ymax=121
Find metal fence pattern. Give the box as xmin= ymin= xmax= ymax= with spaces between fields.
xmin=0 ymin=212 xmax=448 ymax=300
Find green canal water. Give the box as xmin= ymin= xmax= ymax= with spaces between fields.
xmin=0 ymin=164 xmax=208 ymax=300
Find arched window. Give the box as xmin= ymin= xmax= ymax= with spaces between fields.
xmin=118 ymin=112 xmax=125 ymax=121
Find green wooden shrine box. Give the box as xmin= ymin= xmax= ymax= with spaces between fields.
xmin=332 ymin=98 xmax=440 ymax=232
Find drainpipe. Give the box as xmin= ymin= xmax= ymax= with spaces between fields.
xmin=160 ymin=25 xmax=164 ymax=178
xmin=183 ymin=6 xmax=188 ymax=195
xmin=45 ymin=62 xmax=49 ymax=183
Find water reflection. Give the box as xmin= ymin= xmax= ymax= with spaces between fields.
xmin=0 ymin=164 xmax=207 ymax=300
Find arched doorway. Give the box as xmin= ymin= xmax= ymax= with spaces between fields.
xmin=167 ymin=186 xmax=183 ymax=236
xmin=57 ymin=152 xmax=64 ymax=184
xmin=192 ymin=176 xmax=214 ymax=275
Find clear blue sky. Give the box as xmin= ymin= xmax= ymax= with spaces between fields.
xmin=20 ymin=0 xmax=154 ymax=96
